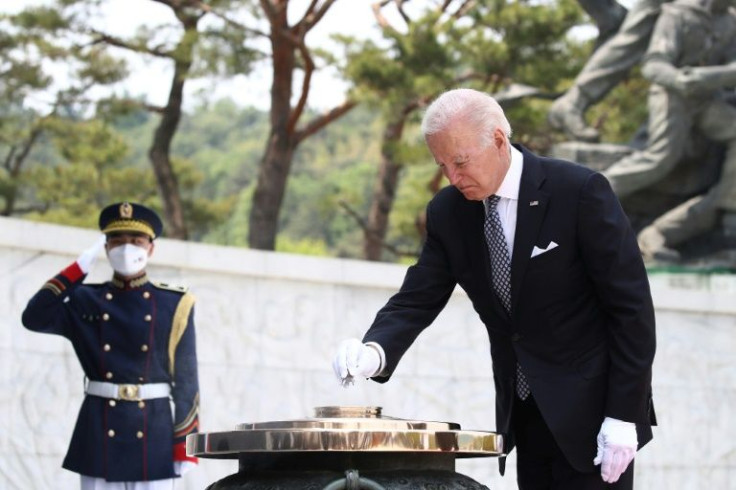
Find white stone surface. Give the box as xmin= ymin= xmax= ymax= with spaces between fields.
xmin=1 ymin=216 xmax=735 ymax=489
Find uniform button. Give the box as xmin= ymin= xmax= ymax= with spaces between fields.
xmin=105 ymin=293 xmax=113 ymax=300
xmin=138 ymin=401 xmax=146 ymax=409
xmin=143 ymin=291 xmax=151 ymax=299
xmin=139 ymin=377 xmax=144 ymax=382
xmin=103 ymin=344 xmax=111 ymax=352
xmin=108 ymin=430 xmax=115 ymax=438
xmin=141 ymin=344 xmax=149 ymax=352
xmin=136 ymin=431 xmax=144 ymax=439
xmin=102 ymin=313 xmax=110 ymax=321
xmin=511 ymin=333 xmax=522 ymax=342
xmin=109 ymin=400 xmax=116 ymax=407
xmin=144 ymin=314 xmax=152 ymax=322
xmin=106 ymin=372 xmax=113 ymax=379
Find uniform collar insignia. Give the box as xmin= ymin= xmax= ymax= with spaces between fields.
xmin=112 ymin=273 xmax=149 ymax=290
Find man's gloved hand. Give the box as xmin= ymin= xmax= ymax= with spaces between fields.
xmin=76 ymin=234 xmax=107 ymax=274
xmin=332 ymin=339 xmax=380 ymax=387
xmin=593 ymin=416 xmax=638 ymax=483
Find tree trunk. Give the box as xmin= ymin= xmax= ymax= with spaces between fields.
xmin=2 ymin=125 xmax=42 ymax=216
xmin=363 ymin=115 xmax=408 ymax=261
xmin=147 ymin=16 xmax=199 ymax=240
xmin=248 ymin=7 xmax=295 ymax=250
xmin=248 ymin=0 xmax=351 ymax=250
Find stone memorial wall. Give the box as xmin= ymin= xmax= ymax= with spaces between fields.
xmin=1 ymin=216 xmax=734 ymax=489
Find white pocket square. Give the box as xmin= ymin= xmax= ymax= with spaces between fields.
xmin=531 ymin=241 xmax=558 ymax=258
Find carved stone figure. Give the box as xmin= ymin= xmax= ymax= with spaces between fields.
xmin=577 ymin=0 xmax=629 ymax=48
xmin=548 ymin=0 xmax=672 ymax=142
xmin=602 ymin=0 xmax=736 ymax=262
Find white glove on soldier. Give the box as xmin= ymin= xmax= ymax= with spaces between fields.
xmin=332 ymin=339 xmax=381 ymax=387
xmin=76 ymin=234 xmax=107 ymax=274
xmin=174 ymin=460 xmax=197 ymax=476
xmin=594 ymin=416 xmax=637 ymax=483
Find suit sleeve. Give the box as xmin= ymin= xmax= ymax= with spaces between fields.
xmin=21 ymin=261 xmax=86 ymax=337
xmin=362 ymin=199 xmax=458 ymax=381
xmin=171 ymin=303 xmax=200 ymax=463
xmin=577 ymin=172 xmax=656 ymax=424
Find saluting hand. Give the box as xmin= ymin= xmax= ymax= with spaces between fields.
xmin=76 ymin=234 xmax=107 ymax=274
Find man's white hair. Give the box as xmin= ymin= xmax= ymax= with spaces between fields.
xmin=421 ymin=88 xmax=512 ymax=147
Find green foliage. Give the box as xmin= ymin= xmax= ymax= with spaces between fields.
xmin=20 ymin=117 xmax=155 ymax=227
xmin=588 ymin=69 xmax=650 ymax=144
xmin=3 ymin=0 xmax=654 ymax=262
xmin=276 ymin=236 xmax=329 ymax=256
xmin=8 ymin=6 xmax=69 ymax=32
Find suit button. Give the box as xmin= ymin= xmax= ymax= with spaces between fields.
xmin=105 ymin=372 xmax=113 ymax=379
xmin=144 ymin=314 xmax=152 ymax=322
xmin=109 ymin=400 xmax=116 ymax=407
xmin=141 ymin=344 xmax=149 ymax=352
xmin=105 ymin=293 xmax=113 ymax=300
xmin=136 ymin=431 xmax=144 ymax=439
xmin=143 ymin=291 xmax=151 ymax=299
xmin=103 ymin=344 xmax=111 ymax=352
xmin=108 ymin=430 xmax=115 ymax=438
xmin=511 ymin=333 xmax=522 ymax=342
xmin=102 ymin=313 xmax=110 ymax=321
xmin=138 ymin=401 xmax=146 ymax=409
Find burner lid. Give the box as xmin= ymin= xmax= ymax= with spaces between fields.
xmin=187 ymin=406 xmax=504 ymax=459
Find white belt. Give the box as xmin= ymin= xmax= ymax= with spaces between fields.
xmin=86 ymin=381 xmax=171 ymax=401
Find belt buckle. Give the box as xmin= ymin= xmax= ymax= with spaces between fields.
xmin=118 ymin=384 xmax=141 ymax=401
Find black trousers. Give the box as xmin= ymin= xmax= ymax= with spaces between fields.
xmin=512 ymin=395 xmax=634 ymax=490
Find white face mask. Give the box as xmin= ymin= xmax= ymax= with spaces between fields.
xmin=107 ymin=244 xmax=149 ymax=276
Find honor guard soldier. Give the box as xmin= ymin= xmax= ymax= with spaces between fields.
xmin=22 ymin=202 xmax=200 ymax=490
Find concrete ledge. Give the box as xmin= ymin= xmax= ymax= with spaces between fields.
xmin=0 ymin=216 xmax=407 ymax=289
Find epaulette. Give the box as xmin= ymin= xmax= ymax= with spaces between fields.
xmin=152 ymin=281 xmax=189 ymax=293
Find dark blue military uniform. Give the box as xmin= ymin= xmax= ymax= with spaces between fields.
xmin=21 ymin=202 xmax=199 ymax=483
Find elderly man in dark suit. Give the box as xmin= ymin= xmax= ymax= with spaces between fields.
xmin=333 ymin=89 xmax=657 ymax=489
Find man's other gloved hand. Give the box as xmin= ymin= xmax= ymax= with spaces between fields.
xmin=76 ymin=234 xmax=107 ymax=274
xmin=332 ymin=339 xmax=380 ymax=387
xmin=593 ymin=416 xmax=638 ymax=483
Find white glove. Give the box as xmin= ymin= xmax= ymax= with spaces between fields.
xmin=593 ymin=416 xmax=637 ymax=483
xmin=332 ymin=339 xmax=381 ymax=387
xmin=174 ymin=460 xmax=197 ymax=476
xmin=76 ymin=234 xmax=107 ymax=274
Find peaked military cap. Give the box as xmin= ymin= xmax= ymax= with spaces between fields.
xmin=98 ymin=202 xmax=163 ymax=239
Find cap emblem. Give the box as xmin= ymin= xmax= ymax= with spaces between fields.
xmin=119 ymin=202 xmax=133 ymax=219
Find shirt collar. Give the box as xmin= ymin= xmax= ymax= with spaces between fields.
xmin=484 ymin=145 xmax=523 ymax=214
xmin=496 ymin=145 xmax=523 ymax=200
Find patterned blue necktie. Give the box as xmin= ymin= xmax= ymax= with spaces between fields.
xmin=484 ymin=196 xmax=530 ymax=400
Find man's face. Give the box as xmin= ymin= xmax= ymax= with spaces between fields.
xmin=105 ymin=232 xmax=154 ymax=257
xmin=426 ymin=119 xmax=511 ymax=201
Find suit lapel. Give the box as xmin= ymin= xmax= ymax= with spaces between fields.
xmin=511 ymin=148 xmax=549 ymax=314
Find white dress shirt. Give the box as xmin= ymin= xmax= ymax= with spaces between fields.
xmin=483 ymin=145 xmax=524 ymax=257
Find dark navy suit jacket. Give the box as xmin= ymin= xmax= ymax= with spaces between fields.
xmin=363 ymin=145 xmax=656 ymax=473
